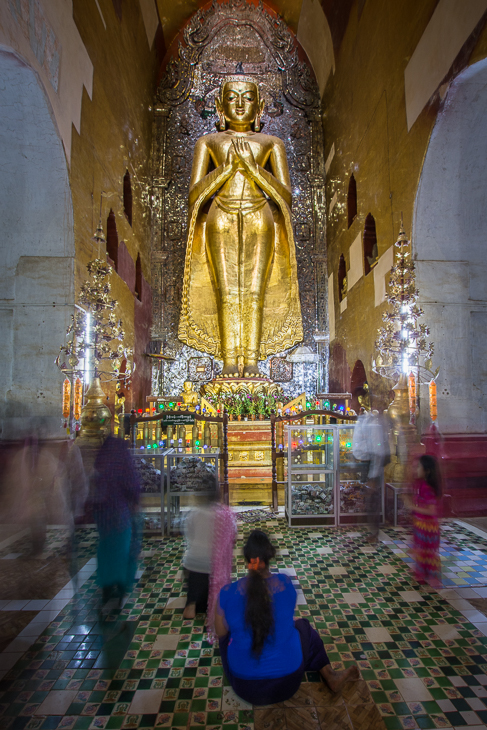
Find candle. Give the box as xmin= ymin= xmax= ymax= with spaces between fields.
xmin=429 ymin=380 xmax=437 ymax=422
xmin=408 ymin=372 xmax=416 ymax=414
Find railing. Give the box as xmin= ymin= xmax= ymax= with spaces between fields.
xmin=129 ymin=410 xmax=229 ymax=504
xmin=270 ymin=409 xmax=357 ymax=511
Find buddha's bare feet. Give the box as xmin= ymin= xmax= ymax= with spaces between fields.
xmin=183 ymin=603 xmax=196 ymax=619
xmin=221 ymin=364 xmax=239 ymax=378
xmin=243 ymin=365 xmax=260 ymax=378
xmin=320 ymin=664 xmax=359 ymax=693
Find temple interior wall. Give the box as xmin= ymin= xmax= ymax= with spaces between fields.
xmin=323 ymin=0 xmax=487 ymax=430
xmin=2 ymin=0 xmax=487 ymax=432
xmin=0 ymin=49 xmax=74 ymax=438
xmin=414 ymin=58 xmax=487 ymax=433
xmin=70 ymin=0 xmax=157 ymax=411
xmin=0 ymin=0 xmax=160 ymax=435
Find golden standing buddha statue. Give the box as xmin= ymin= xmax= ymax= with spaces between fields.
xmin=178 ymin=75 xmax=302 ymax=377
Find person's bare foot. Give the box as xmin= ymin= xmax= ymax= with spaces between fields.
xmin=183 ymin=603 xmax=196 ymax=619
xmin=320 ymin=664 xmax=360 ymax=693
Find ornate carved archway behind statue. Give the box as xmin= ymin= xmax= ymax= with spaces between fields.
xmin=149 ymin=1 xmax=327 ymax=396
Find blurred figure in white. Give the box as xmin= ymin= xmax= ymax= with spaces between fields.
xmin=353 ymin=401 xmax=390 ymax=543
xmin=182 ymin=472 xmax=236 ymax=642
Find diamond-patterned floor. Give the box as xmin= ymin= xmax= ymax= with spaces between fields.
xmin=388 ymin=524 xmax=487 ymax=588
xmin=2 ymin=520 xmax=487 ymax=729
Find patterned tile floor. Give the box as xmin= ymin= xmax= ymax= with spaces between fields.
xmin=2 ymin=520 xmax=487 ymax=729
xmin=388 ymin=524 xmax=487 ymax=588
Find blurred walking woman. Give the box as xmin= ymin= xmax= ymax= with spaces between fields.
xmin=412 ymin=454 xmax=441 ymax=586
xmin=215 ymin=530 xmax=358 ymax=705
xmin=93 ymin=437 xmax=141 ymax=609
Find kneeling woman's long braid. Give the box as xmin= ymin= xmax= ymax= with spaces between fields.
xmin=243 ymin=530 xmax=276 ymax=657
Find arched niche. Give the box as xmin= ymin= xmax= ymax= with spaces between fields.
xmin=350 ymin=359 xmax=367 ymax=412
xmin=107 ymin=210 xmax=119 ymax=270
xmin=363 ymin=213 xmax=378 ymax=275
xmin=151 ymin=1 xmax=326 ymax=398
xmin=413 ymin=58 xmax=487 ymax=433
xmin=123 ymin=170 xmax=133 ymax=227
xmin=347 ymin=174 xmax=357 ymax=228
xmin=329 ymin=342 xmax=350 ymax=394
xmin=338 ymin=254 xmax=347 ymax=302
xmin=0 ymin=49 xmax=74 ymax=439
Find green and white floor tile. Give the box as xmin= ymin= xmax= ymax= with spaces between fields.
xmin=2 ymin=520 xmax=487 ymax=728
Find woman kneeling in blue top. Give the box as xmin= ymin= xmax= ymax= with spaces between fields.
xmin=215 ymin=530 xmax=359 ymax=705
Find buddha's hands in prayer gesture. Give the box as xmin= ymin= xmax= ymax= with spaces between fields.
xmin=225 ymin=142 xmax=244 ymax=172
xmin=232 ymin=138 xmax=258 ymax=175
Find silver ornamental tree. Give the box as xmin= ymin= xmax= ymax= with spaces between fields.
xmin=374 ymin=221 xmax=434 ymax=381
xmin=56 ymin=258 xmax=133 ymax=385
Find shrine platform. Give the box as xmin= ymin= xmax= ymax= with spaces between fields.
xmin=227 ymin=420 xmax=284 ymax=506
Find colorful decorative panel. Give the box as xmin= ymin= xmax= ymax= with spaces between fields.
xmin=270 ymin=357 xmax=293 ymax=382
xmin=188 ymin=357 xmax=213 ymax=381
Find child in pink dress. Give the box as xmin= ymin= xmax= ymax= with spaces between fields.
xmin=412 ymin=454 xmax=441 ymax=586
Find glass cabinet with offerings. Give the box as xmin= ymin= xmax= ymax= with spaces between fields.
xmin=285 ymin=424 xmax=383 ymax=527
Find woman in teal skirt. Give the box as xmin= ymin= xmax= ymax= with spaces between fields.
xmin=93 ymin=436 xmax=141 ymax=608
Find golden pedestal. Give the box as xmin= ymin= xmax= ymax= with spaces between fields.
xmin=201 ymin=376 xmax=282 ymax=398
xmin=385 ymin=373 xmax=417 ymax=483
xmin=78 ymin=377 xmax=112 ymax=444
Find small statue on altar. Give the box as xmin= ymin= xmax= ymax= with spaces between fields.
xmin=114 ymin=391 xmax=125 ymax=433
xmin=115 ymin=390 xmax=125 ymax=412
xmin=358 ymin=383 xmax=372 ymax=412
xmin=180 ymin=380 xmax=199 ymax=409
xmin=341 ymin=276 xmax=348 ymax=300
xmin=178 ymin=70 xmax=302 ymax=378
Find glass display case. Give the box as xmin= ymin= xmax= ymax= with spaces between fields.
xmin=385 ymin=482 xmax=410 ymax=526
xmin=131 ymin=448 xmax=171 ymax=536
xmin=166 ymin=448 xmax=220 ymax=534
xmin=285 ymin=424 xmax=383 ymax=527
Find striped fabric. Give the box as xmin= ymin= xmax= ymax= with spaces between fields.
xmin=412 ymin=479 xmax=440 ymax=582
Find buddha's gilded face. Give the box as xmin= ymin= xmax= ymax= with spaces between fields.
xmin=218 ymin=80 xmax=262 ymax=126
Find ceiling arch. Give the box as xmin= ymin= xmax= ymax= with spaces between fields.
xmin=155 ymin=0 xmax=346 ymax=96
xmin=156 ymin=0 xmax=303 ymax=44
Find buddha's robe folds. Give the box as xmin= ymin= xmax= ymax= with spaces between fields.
xmin=178 ymin=131 xmax=303 ymax=361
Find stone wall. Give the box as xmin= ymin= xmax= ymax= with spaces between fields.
xmin=0 ymin=50 xmax=75 ymax=438
xmin=0 ymin=0 xmax=160 ymax=437
xmin=322 ymin=0 xmax=487 ymax=430
xmin=414 ymin=58 xmax=487 ymax=432
xmin=71 ymin=0 xmax=159 ymax=411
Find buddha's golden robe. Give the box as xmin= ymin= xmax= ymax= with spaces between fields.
xmin=178 ymin=130 xmax=303 ymax=361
